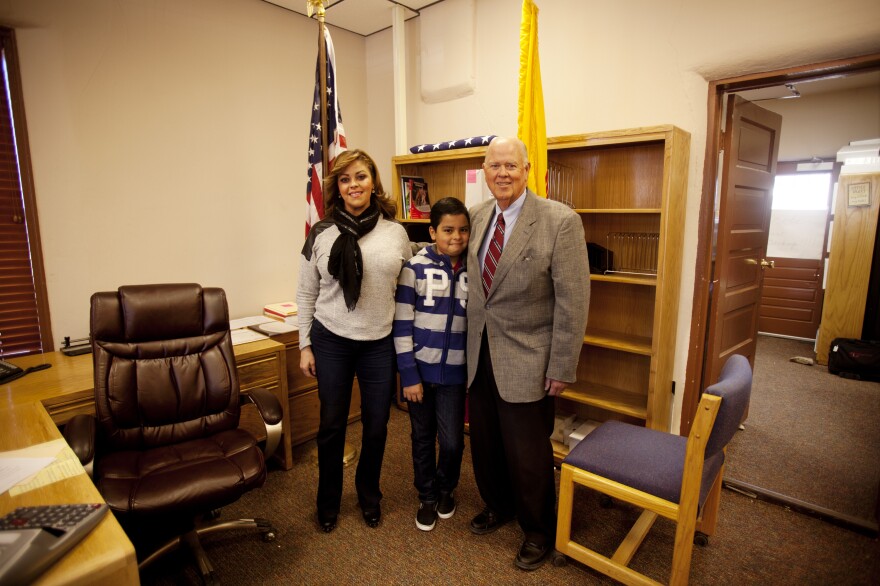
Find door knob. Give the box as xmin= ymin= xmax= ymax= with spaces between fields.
xmin=760 ymin=259 xmax=775 ymax=269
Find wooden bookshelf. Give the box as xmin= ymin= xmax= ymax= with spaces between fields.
xmin=391 ymin=126 xmax=690 ymax=460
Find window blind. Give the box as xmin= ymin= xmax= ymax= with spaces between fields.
xmin=0 ymin=34 xmax=45 ymax=357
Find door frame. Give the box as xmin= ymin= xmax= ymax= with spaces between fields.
xmin=680 ymin=53 xmax=880 ymax=435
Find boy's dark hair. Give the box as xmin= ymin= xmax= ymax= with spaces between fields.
xmin=430 ymin=197 xmax=470 ymax=229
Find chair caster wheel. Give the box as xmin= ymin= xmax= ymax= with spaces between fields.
xmin=599 ymin=495 xmax=613 ymax=508
xmin=551 ymin=551 xmax=567 ymax=566
xmin=204 ymin=509 xmax=221 ymax=521
xmin=263 ymin=530 xmax=277 ymax=542
xmin=694 ymin=531 xmax=709 ymax=546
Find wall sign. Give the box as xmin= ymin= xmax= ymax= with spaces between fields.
xmin=847 ymin=182 xmax=871 ymax=207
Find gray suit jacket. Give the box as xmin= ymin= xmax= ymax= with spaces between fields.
xmin=466 ymin=191 xmax=590 ymax=403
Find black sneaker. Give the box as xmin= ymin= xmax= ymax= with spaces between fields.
xmin=416 ymin=501 xmax=437 ymax=531
xmin=437 ymin=491 xmax=456 ymax=519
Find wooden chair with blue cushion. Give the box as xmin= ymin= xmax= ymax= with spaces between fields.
xmin=555 ymin=354 xmax=752 ymax=585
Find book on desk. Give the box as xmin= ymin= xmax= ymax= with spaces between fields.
xmin=248 ymin=321 xmax=297 ymax=337
xmin=263 ymin=302 xmax=297 ymax=324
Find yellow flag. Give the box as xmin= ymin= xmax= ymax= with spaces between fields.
xmin=517 ymin=0 xmax=547 ymax=198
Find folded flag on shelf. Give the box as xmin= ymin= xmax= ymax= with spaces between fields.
xmin=410 ymin=135 xmax=497 ymax=154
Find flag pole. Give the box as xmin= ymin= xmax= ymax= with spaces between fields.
xmin=309 ymin=0 xmax=330 ymax=175
xmin=305 ymin=4 xmax=356 ymax=469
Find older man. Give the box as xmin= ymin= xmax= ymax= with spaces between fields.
xmin=466 ymin=137 xmax=590 ymax=570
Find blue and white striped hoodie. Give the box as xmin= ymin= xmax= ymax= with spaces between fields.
xmin=393 ymin=244 xmax=468 ymax=388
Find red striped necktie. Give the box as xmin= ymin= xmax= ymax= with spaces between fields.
xmin=481 ymin=212 xmax=505 ymax=296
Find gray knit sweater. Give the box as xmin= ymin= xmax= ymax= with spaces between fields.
xmin=297 ymin=217 xmax=412 ymax=348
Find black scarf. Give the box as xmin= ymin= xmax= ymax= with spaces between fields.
xmin=328 ymin=202 xmax=380 ymax=310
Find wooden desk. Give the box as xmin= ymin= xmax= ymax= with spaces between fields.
xmin=0 ymin=402 xmax=139 ymax=585
xmin=233 ymin=339 xmax=292 ymax=469
xmin=1 ymin=351 xmax=94 ymax=416
xmin=3 ymin=339 xmax=293 ymax=470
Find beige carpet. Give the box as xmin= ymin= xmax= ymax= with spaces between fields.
xmin=140 ymin=395 xmax=880 ymax=585
xmin=725 ymin=334 xmax=880 ymax=521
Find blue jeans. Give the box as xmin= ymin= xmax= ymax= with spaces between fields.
xmin=310 ymin=319 xmax=396 ymax=517
xmin=407 ymin=382 xmax=466 ymax=503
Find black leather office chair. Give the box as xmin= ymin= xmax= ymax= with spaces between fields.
xmin=65 ymin=284 xmax=283 ymax=585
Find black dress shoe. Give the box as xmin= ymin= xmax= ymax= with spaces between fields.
xmin=317 ymin=513 xmax=337 ymax=533
xmin=469 ymin=508 xmax=513 ymax=535
xmin=361 ymin=506 xmax=381 ymax=528
xmin=515 ymin=539 xmax=551 ymax=571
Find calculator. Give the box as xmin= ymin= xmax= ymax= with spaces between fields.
xmin=0 ymin=503 xmax=109 ymax=586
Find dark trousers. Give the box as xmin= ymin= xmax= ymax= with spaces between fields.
xmin=310 ymin=319 xmax=396 ymax=517
xmin=468 ymin=334 xmax=557 ymax=545
xmin=407 ymin=382 xmax=466 ymax=502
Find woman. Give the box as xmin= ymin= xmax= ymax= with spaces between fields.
xmin=297 ymin=149 xmax=412 ymax=533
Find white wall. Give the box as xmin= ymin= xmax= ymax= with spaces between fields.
xmin=761 ymin=84 xmax=880 ymax=261
xmin=761 ymin=84 xmax=880 ymax=160
xmin=0 ymin=0 xmax=367 ymax=345
xmin=366 ymin=0 xmax=880 ymax=429
xmin=2 ymin=0 xmax=879 ymax=428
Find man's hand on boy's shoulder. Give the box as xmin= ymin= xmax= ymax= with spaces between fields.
xmin=409 ymin=241 xmax=430 ymax=256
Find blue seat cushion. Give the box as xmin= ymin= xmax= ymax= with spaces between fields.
xmin=563 ymin=420 xmax=725 ymax=506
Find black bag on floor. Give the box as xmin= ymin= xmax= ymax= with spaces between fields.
xmin=827 ymin=338 xmax=880 ymax=382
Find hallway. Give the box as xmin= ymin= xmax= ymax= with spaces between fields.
xmin=725 ymin=335 xmax=880 ymax=525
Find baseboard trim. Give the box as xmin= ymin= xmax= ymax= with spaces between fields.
xmin=723 ymin=477 xmax=879 ymax=537
xmin=757 ymin=331 xmax=816 ymax=343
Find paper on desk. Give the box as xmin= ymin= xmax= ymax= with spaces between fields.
xmin=231 ymin=328 xmax=268 ymax=345
xmin=0 ymin=457 xmax=54 ymax=495
xmin=229 ymin=315 xmax=276 ymax=330
xmin=0 ymin=438 xmax=83 ymax=496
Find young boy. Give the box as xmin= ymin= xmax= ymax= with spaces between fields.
xmin=393 ymin=197 xmax=470 ymax=531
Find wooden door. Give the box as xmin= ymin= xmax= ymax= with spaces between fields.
xmin=758 ymin=257 xmax=823 ymax=339
xmin=703 ymin=96 xmax=782 ymax=385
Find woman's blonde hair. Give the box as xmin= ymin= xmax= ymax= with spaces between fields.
xmin=323 ymin=149 xmax=397 ymax=219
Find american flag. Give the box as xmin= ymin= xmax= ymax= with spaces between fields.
xmin=306 ymin=27 xmax=347 ymax=236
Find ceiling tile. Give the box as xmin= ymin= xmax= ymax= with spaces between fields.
xmin=264 ymin=0 xmax=436 ymax=37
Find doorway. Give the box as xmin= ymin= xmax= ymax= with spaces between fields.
xmin=758 ymin=166 xmax=835 ymax=340
xmin=683 ymin=53 xmax=880 ymax=533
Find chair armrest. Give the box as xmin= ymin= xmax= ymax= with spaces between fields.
xmin=63 ymin=414 xmax=96 ymax=478
xmin=245 ymin=387 xmax=283 ymax=425
xmin=241 ymin=388 xmax=283 ymax=459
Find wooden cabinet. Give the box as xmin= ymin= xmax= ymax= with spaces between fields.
xmin=815 ymin=172 xmax=880 ymax=364
xmin=234 ymin=339 xmax=292 ymax=470
xmin=267 ymin=330 xmax=362 ymax=447
xmin=391 ymin=126 xmax=690 ymax=458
